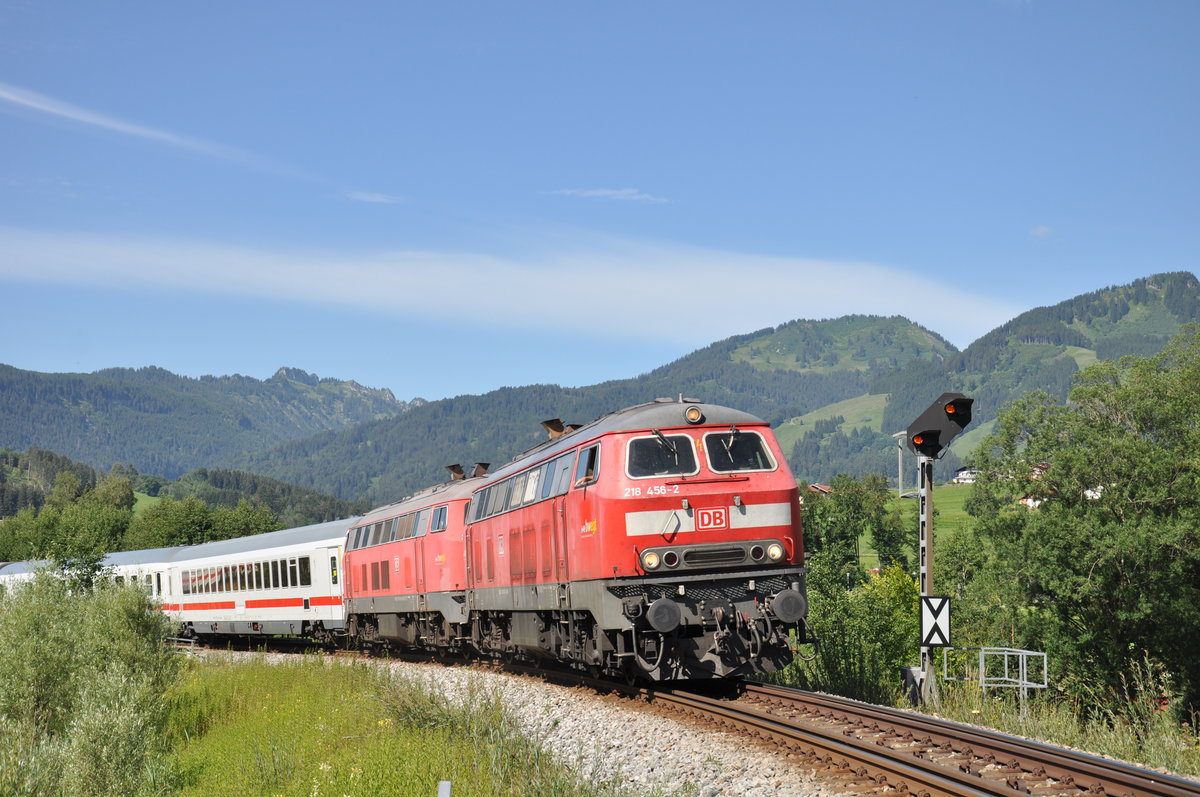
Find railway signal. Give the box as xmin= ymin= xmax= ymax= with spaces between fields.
xmin=905 ymin=393 xmax=973 ymax=458
xmin=905 ymin=392 xmax=973 ymax=705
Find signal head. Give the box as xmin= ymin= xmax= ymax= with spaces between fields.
xmin=905 ymin=393 xmax=974 ymax=458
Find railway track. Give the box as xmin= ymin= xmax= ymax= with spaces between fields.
xmin=636 ymin=681 xmax=1200 ymax=797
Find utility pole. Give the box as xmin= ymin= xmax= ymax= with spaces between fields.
xmin=892 ymin=431 xmax=906 ymax=498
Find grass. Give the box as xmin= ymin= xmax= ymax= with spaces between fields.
xmin=167 ymin=655 xmax=660 ymax=797
xmin=133 ymin=491 xmax=163 ymax=517
xmin=930 ymin=676 xmax=1200 ymax=778
xmin=775 ymin=393 xmax=888 ymax=453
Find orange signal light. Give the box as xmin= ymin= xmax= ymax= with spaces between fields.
xmin=912 ymin=434 xmax=925 ymax=445
xmin=945 ymin=404 xmax=957 ymax=415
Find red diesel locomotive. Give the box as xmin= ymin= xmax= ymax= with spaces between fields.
xmin=344 ymin=398 xmax=810 ymax=681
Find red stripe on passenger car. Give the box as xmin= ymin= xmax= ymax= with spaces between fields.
xmin=244 ymin=597 xmax=305 ymax=609
xmin=180 ymin=601 xmax=237 ymax=611
xmin=307 ymin=595 xmax=343 ymax=606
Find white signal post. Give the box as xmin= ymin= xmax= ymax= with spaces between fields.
xmin=917 ymin=453 xmax=936 ymax=703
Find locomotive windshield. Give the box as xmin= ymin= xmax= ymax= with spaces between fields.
xmin=704 ymin=429 xmax=776 ymax=472
xmin=627 ymin=433 xmax=699 ymax=478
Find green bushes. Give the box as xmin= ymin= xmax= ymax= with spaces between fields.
xmin=769 ymin=557 xmax=919 ymax=705
xmin=0 ymin=572 xmax=182 ymax=796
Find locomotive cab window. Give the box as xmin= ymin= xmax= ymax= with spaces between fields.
xmin=704 ymin=429 xmax=776 ymax=473
xmin=627 ymin=433 xmax=699 ymax=478
xmin=573 ymin=445 xmax=600 ymax=487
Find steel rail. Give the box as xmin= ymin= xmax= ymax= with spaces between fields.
xmin=646 ymin=685 xmax=1032 ymax=797
xmin=743 ymin=683 xmax=1200 ymax=797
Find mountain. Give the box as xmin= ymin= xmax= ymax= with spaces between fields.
xmin=0 ymin=365 xmax=413 ymax=479
xmin=790 ymin=271 xmax=1200 ymax=481
xmin=235 ymin=273 xmax=1199 ymax=500
xmin=232 ymin=315 xmax=959 ymax=503
xmin=4 ymin=272 xmax=1196 ymax=501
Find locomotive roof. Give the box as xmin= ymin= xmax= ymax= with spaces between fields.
xmin=489 ymin=399 xmax=767 ymax=480
xmin=166 ymin=516 xmax=358 ymax=563
xmin=356 ymin=476 xmax=482 ymax=525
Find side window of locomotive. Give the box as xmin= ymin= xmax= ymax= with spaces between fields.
xmin=522 ymin=467 xmax=542 ymax=504
xmin=552 ymin=453 xmax=575 ymax=495
xmin=573 ymin=445 xmax=600 ymax=487
xmin=431 ymin=505 xmax=448 ymax=532
xmin=486 ymin=482 xmax=509 ymax=517
xmin=508 ymin=472 xmax=528 ymax=510
xmin=627 ymin=434 xmax=699 ymax=478
xmin=704 ymin=430 xmax=777 ymax=473
xmin=413 ymin=508 xmax=431 ymax=538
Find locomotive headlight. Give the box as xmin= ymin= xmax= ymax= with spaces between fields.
xmin=766 ymin=543 xmax=785 ymax=561
xmin=642 ymin=551 xmax=661 ymax=570
xmin=684 ymin=406 xmax=704 ymax=424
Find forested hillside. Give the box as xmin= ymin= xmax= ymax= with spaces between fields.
xmin=235 ymin=316 xmax=958 ymax=502
xmin=786 ymin=272 xmax=1200 ymax=481
xmin=238 ymin=273 xmax=1199 ymax=501
xmin=0 ymin=447 xmax=359 ymax=529
xmin=0 ymin=365 xmax=413 ymax=479
xmin=4 ymin=273 xmax=1196 ymax=503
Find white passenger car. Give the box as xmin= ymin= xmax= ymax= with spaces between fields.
xmin=166 ymin=517 xmax=356 ymax=643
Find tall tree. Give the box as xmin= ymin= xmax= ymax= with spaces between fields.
xmin=956 ymin=325 xmax=1200 ymax=707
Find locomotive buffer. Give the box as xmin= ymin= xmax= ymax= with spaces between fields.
xmin=904 ymin=392 xmax=973 ymax=704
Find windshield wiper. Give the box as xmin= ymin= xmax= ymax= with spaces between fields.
xmin=651 ymin=429 xmax=677 ymax=456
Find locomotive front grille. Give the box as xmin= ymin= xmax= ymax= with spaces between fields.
xmin=682 ymin=547 xmax=746 ymax=567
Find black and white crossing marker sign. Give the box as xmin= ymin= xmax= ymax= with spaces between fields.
xmin=920 ymin=596 xmax=951 ymax=647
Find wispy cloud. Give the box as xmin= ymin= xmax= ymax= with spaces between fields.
xmin=0 ymin=80 xmax=309 ymax=179
xmin=551 ymin=187 xmax=668 ymax=203
xmin=345 ymin=191 xmax=403 ymax=204
xmin=0 ymin=81 xmax=404 ymax=203
xmin=1030 ymin=225 xmax=1054 ymax=238
xmin=0 ymin=227 xmax=1019 ymax=349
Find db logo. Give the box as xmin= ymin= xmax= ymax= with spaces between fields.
xmin=696 ymin=507 xmax=729 ymax=531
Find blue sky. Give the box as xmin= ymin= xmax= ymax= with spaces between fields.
xmin=1 ymin=2 xmax=1196 ymax=401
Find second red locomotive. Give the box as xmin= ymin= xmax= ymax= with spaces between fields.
xmin=344 ymin=397 xmax=810 ymax=681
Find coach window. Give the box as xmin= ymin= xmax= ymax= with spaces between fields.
xmin=182 ymin=570 xmax=191 ymax=595
xmin=288 ymin=558 xmax=299 ymax=587
xmin=573 ymin=445 xmax=600 ymax=487
xmin=270 ymin=560 xmax=280 ymax=588
xmin=329 ymin=556 xmax=339 ymax=584
xmin=299 ymin=556 xmax=312 ymax=587
xmin=704 ymin=429 xmax=776 ymax=473
xmin=627 ymin=433 xmax=699 ymax=478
